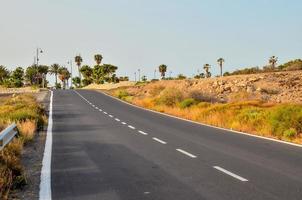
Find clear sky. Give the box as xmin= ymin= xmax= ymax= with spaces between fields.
xmin=0 ymin=0 xmax=301 ymax=82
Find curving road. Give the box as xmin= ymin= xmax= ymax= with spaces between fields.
xmin=50 ymin=89 xmax=302 ymax=200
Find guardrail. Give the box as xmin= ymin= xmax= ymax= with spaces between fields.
xmin=0 ymin=123 xmax=18 ymax=151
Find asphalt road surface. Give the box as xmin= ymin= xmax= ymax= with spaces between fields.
xmin=50 ymin=89 xmax=302 ymax=200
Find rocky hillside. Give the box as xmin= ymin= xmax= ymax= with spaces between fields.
xmin=126 ymin=70 xmax=302 ymax=104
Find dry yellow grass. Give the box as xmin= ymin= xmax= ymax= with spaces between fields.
xmin=17 ymin=120 xmax=37 ymax=142
xmin=83 ymin=81 xmax=136 ymax=90
xmin=0 ymin=94 xmax=45 ymax=199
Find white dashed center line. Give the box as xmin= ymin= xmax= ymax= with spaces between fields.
xmin=115 ymin=118 xmax=120 ymax=121
xmin=213 ymin=166 xmax=248 ymax=182
xmin=99 ymin=109 xmax=102 ymax=111
xmin=138 ymin=130 xmax=148 ymax=135
xmin=121 ymin=122 xmax=127 ymax=125
xmin=109 ymin=115 xmax=113 ymax=118
xmin=103 ymin=112 xmax=107 ymax=114
xmin=152 ymin=137 xmax=167 ymax=144
xmin=95 ymin=107 xmax=98 ymax=109
xmin=128 ymin=125 xmax=135 ymax=129
xmin=176 ymin=149 xmax=197 ymax=158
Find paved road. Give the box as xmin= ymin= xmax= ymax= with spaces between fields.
xmin=51 ymin=90 xmax=302 ymax=200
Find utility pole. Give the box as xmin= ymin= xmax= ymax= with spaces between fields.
xmin=138 ymin=69 xmax=141 ymax=82
xmin=134 ymin=72 xmax=137 ymax=82
xmin=154 ymin=69 xmax=156 ymax=79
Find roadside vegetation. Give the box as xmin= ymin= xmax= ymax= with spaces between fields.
xmin=0 ymin=94 xmax=46 ymax=199
xmin=109 ymin=86 xmax=302 ymax=144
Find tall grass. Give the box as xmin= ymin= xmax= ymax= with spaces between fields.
xmin=0 ymin=94 xmax=46 ymax=199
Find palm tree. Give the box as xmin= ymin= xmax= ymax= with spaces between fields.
xmin=269 ymin=56 xmax=278 ymax=69
xmin=158 ymin=64 xmax=167 ymax=79
xmin=203 ymin=64 xmax=211 ymax=78
xmin=38 ymin=65 xmax=49 ymax=88
xmin=49 ymin=64 xmax=60 ymax=86
xmin=94 ymin=54 xmax=103 ymax=65
xmin=0 ymin=65 xmax=9 ymax=84
xmin=58 ymin=67 xmax=70 ymax=89
xmin=217 ymin=58 xmax=225 ymax=77
xmin=75 ymin=55 xmax=83 ymax=83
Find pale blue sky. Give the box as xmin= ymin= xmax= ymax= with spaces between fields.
xmin=0 ymin=0 xmax=301 ymax=82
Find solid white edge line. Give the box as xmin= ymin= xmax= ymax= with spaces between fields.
xmin=128 ymin=125 xmax=135 ymax=129
xmin=176 ymin=149 xmax=197 ymax=158
xmin=152 ymin=137 xmax=167 ymax=144
xmin=99 ymin=91 xmax=302 ymax=148
xmin=138 ymin=130 xmax=148 ymax=135
xmin=213 ymin=166 xmax=248 ymax=182
xmin=39 ymin=90 xmax=53 ymax=200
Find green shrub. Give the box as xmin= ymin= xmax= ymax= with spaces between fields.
xmin=269 ymin=105 xmax=302 ymax=137
xmin=283 ymin=128 xmax=297 ymax=138
xmin=116 ymin=90 xmax=129 ymax=100
xmin=179 ymin=98 xmax=196 ymax=109
xmin=157 ymin=88 xmax=183 ymax=106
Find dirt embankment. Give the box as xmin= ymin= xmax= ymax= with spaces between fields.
xmin=97 ymin=71 xmax=302 ymax=145
xmin=83 ymin=81 xmax=135 ymax=90
xmin=126 ymin=71 xmax=302 ymax=104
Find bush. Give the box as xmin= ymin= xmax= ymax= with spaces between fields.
xmin=116 ymin=90 xmax=129 ymax=100
xmin=179 ymin=98 xmax=196 ymax=109
xmin=157 ymin=88 xmax=183 ymax=106
xmin=55 ymin=83 xmax=61 ymax=89
xmin=188 ymin=90 xmax=217 ymax=102
xmin=82 ymin=79 xmax=92 ymax=87
xmin=269 ymin=105 xmax=302 ymax=137
xmin=284 ymin=128 xmax=297 ymax=138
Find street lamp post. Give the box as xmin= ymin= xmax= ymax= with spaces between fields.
xmin=36 ymin=48 xmax=43 ymax=66
xmin=36 ymin=48 xmax=44 ymax=88
xmin=67 ymin=60 xmax=73 ymax=88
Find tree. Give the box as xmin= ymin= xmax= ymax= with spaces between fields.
xmin=10 ymin=67 xmax=24 ymax=87
xmin=38 ymin=65 xmax=49 ymax=88
xmin=72 ymin=77 xmax=81 ymax=88
xmin=94 ymin=54 xmax=103 ymax=65
xmin=217 ymin=58 xmax=225 ymax=77
xmin=158 ymin=64 xmax=167 ymax=79
xmin=0 ymin=65 xmax=9 ymax=84
xmin=203 ymin=64 xmax=211 ymax=78
xmin=49 ymin=64 xmax=60 ymax=86
xmin=269 ymin=56 xmax=278 ymax=69
xmin=119 ymin=76 xmax=129 ymax=81
xmin=58 ymin=67 xmax=70 ymax=89
xmin=177 ymin=74 xmax=186 ymax=80
xmin=25 ymin=65 xmax=40 ymax=85
xmin=141 ymin=75 xmax=147 ymax=82
xmin=75 ymin=55 xmax=83 ymax=83
xmin=80 ymin=65 xmax=93 ymax=80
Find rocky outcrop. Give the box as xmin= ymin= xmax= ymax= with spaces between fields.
xmin=131 ymin=71 xmax=302 ymax=104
